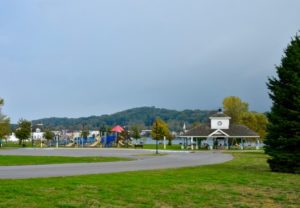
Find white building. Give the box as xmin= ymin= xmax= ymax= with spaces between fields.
xmin=181 ymin=109 xmax=260 ymax=150
xmin=7 ymin=133 xmax=19 ymax=142
xmin=32 ymin=128 xmax=45 ymax=141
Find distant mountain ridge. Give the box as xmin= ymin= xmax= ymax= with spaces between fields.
xmin=32 ymin=106 xmax=215 ymax=131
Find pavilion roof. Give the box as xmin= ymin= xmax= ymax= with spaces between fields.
xmin=209 ymin=111 xmax=231 ymax=118
xmin=182 ymin=124 xmax=259 ymax=138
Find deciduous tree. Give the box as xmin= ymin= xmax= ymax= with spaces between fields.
xmin=15 ymin=119 xmax=31 ymax=145
xmin=131 ymin=125 xmax=141 ymax=143
xmin=223 ymin=96 xmax=248 ymax=124
xmin=44 ymin=130 xmax=54 ymax=141
xmin=81 ymin=130 xmax=89 ymax=139
xmin=223 ymin=96 xmax=268 ymax=140
xmin=0 ymin=98 xmax=10 ymax=142
xmin=241 ymin=112 xmax=268 ymax=139
xmin=151 ymin=118 xmax=170 ymax=141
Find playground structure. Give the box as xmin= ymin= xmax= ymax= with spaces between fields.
xmin=46 ymin=125 xmax=144 ymax=148
xmin=100 ymin=134 xmax=134 ymax=148
xmin=63 ymin=136 xmax=98 ymax=148
xmin=65 ymin=142 xmax=75 ymax=147
xmin=89 ymin=141 xmax=99 ymax=147
xmin=99 ymin=125 xmax=134 ymax=148
xmin=62 ymin=134 xmax=133 ymax=148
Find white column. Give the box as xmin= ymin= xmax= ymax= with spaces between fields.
xmin=225 ymin=137 xmax=229 ymax=150
xmin=196 ymin=138 xmax=199 ymax=150
xmin=211 ymin=138 xmax=214 ymax=150
xmin=240 ymin=138 xmax=244 ymax=150
xmin=191 ymin=137 xmax=194 ymax=150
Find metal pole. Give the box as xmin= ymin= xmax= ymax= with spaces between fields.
xmin=31 ymin=122 xmax=34 ymax=147
xmin=155 ymin=121 xmax=158 ymax=154
xmin=56 ymin=134 xmax=58 ymax=149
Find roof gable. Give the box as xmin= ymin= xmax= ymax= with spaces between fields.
xmin=209 ymin=129 xmax=229 ymax=137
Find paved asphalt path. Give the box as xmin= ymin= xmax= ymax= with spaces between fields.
xmin=0 ymin=148 xmax=233 ymax=179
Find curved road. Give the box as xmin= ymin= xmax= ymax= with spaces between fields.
xmin=0 ymin=148 xmax=233 ymax=179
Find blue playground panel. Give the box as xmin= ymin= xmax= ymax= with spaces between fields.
xmin=101 ymin=135 xmax=117 ymax=147
xmin=74 ymin=137 xmax=96 ymax=145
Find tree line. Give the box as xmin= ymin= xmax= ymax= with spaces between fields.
xmin=31 ymin=107 xmax=213 ymax=131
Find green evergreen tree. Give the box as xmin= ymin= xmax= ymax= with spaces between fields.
xmin=265 ymin=33 xmax=300 ymax=173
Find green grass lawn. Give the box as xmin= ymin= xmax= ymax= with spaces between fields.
xmin=0 ymin=152 xmax=299 ymax=208
xmin=0 ymin=155 xmax=131 ymax=166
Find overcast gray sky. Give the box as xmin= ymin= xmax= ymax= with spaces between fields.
xmin=0 ymin=0 xmax=299 ymax=122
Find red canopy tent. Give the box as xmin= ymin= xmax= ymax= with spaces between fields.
xmin=111 ymin=125 xmax=124 ymax=133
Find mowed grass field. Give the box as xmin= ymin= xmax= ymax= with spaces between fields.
xmin=0 ymin=152 xmax=299 ymax=208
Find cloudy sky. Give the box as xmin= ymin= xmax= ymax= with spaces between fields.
xmin=0 ymin=0 xmax=299 ymax=122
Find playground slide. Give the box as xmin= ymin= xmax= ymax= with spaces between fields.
xmin=118 ymin=140 xmax=125 ymax=146
xmin=89 ymin=141 xmax=99 ymax=147
xmin=65 ymin=142 xmax=75 ymax=147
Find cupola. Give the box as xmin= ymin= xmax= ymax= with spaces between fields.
xmin=209 ymin=109 xmax=231 ymax=129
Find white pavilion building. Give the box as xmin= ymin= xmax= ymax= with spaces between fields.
xmin=181 ymin=109 xmax=260 ymax=150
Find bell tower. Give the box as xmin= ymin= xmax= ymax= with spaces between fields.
xmin=209 ymin=109 xmax=231 ymax=129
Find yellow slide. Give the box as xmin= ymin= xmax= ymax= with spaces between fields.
xmin=65 ymin=142 xmax=75 ymax=147
xmin=89 ymin=141 xmax=99 ymax=147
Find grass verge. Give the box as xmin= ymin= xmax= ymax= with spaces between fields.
xmin=133 ymin=153 xmax=167 ymax=157
xmin=0 ymin=152 xmax=299 ymax=207
xmin=139 ymin=144 xmax=183 ymax=150
xmin=0 ymin=155 xmax=131 ymax=166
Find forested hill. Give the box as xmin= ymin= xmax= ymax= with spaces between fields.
xmin=32 ymin=107 xmax=214 ymax=131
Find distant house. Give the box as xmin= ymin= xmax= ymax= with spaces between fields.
xmin=141 ymin=130 xmax=152 ymax=137
xmin=7 ymin=128 xmax=45 ymax=142
xmin=180 ymin=109 xmax=260 ymax=150
xmin=7 ymin=133 xmax=19 ymax=142
xmin=32 ymin=128 xmax=44 ymax=141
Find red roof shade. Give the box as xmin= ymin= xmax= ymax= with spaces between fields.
xmin=111 ymin=125 xmax=124 ymax=133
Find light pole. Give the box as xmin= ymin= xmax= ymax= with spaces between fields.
xmin=31 ymin=121 xmax=34 ymax=147
xmin=155 ymin=121 xmax=158 ymax=154
xmin=81 ymin=123 xmax=86 ymax=148
xmin=56 ymin=133 xmax=60 ymax=149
